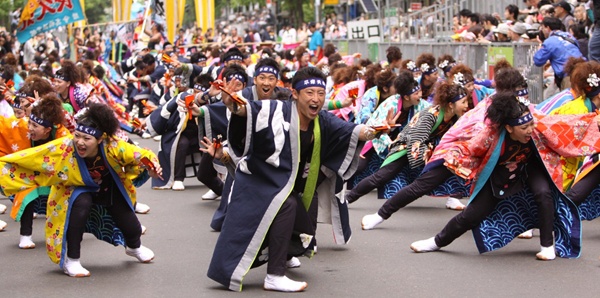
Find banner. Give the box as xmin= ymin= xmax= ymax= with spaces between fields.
xmin=195 ymin=0 xmax=215 ymax=33
xmin=17 ymin=0 xmax=86 ymax=43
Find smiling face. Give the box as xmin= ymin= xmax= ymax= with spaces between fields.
xmin=506 ymin=112 xmax=535 ymax=144
xmin=254 ymin=73 xmax=277 ymax=99
xmin=53 ymin=77 xmax=69 ymax=94
xmin=294 ymin=86 xmax=325 ymax=130
xmin=449 ymin=96 xmax=470 ymax=117
xmin=403 ymin=89 xmax=422 ymax=108
xmin=73 ymin=131 xmax=103 ymax=159
xmin=28 ymin=120 xmax=52 ymax=141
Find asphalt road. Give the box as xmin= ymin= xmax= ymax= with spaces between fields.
xmin=2 ymin=135 xmax=600 ymax=297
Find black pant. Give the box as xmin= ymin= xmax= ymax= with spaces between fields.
xmin=197 ymin=153 xmax=223 ymax=196
xmin=435 ymin=160 xmax=554 ymax=248
xmin=378 ymin=166 xmax=454 ymax=219
xmin=266 ymin=192 xmax=318 ymax=276
xmin=66 ymin=192 xmax=142 ymax=259
xmin=267 ymin=195 xmax=298 ymax=276
xmin=20 ymin=202 xmax=35 ymax=236
xmin=174 ymin=122 xmax=199 ymax=181
xmin=346 ymin=155 xmax=408 ymax=203
xmin=565 ymin=162 xmax=600 ymax=206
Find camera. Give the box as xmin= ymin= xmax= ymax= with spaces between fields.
xmin=525 ymin=29 xmax=540 ymax=40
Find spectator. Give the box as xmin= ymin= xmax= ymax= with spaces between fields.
xmin=308 ymin=22 xmax=324 ymax=61
xmin=569 ymin=23 xmax=589 ymax=59
xmin=281 ymin=25 xmax=297 ymax=44
xmin=466 ymin=13 xmax=481 ymax=29
xmin=538 ymin=4 xmax=555 ymax=19
xmin=492 ymin=23 xmax=511 ymax=42
xmin=230 ymin=28 xmax=243 ymax=44
xmin=553 ymin=1 xmax=576 ymax=29
xmin=589 ymin=0 xmax=600 ymax=62
xmin=482 ymin=14 xmax=499 ymax=41
xmin=509 ymin=22 xmax=529 ymax=42
xmin=534 ymin=17 xmax=583 ymax=89
xmin=573 ymin=3 xmax=593 ymax=34
xmin=505 ymin=4 xmax=520 ymax=23
xmin=243 ymin=28 xmax=254 ymax=43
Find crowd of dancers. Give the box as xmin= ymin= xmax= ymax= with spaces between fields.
xmin=2 ymin=37 xmax=600 ymax=292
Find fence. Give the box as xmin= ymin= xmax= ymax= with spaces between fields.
xmin=327 ymin=39 xmax=545 ymax=104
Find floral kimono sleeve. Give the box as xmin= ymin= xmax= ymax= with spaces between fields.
xmin=0 ymin=137 xmax=84 ymax=196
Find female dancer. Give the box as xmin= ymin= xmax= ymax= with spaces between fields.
xmin=0 ymin=103 xmax=161 ymax=277
xmin=360 ymin=64 xmax=527 ymax=230
xmin=346 ymin=79 xmax=469 ymax=204
xmin=13 ymin=95 xmax=71 ymax=249
xmin=410 ymin=92 xmax=600 ymax=260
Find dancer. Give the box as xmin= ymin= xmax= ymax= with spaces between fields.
xmin=347 ymin=82 xmax=469 ymax=205
xmin=410 ymin=92 xmax=600 ymax=260
xmin=12 ymin=95 xmax=70 ymax=249
xmin=0 ymin=103 xmax=161 ymax=277
xmin=206 ymin=67 xmax=379 ymax=292
xmin=359 ymin=64 xmax=528 ymax=230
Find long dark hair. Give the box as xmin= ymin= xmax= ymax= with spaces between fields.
xmin=486 ymin=92 xmax=529 ymax=126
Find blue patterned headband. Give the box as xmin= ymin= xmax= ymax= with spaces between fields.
xmin=224 ymin=55 xmax=243 ymax=62
xmin=294 ymin=78 xmax=326 ymax=91
xmin=403 ymin=84 xmax=421 ymax=97
xmin=76 ymin=124 xmax=104 ymax=138
xmin=255 ymin=66 xmax=279 ymax=78
xmin=226 ymin=73 xmax=247 ymax=83
xmin=506 ymin=112 xmax=533 ymax=127
xmin=12 ymin=101 xmax=22 ymax=109
xmin=29 ymin=114 xmax=52 ymax=128
xmin=54 ymin=72 xmax=66 ymax=81
xmin=451 ymin=92 xmax=467 ymax=103
xmin=515 ymin=89 xmax=528 ymax=97
xmin=193 ymin=83 xmax=208 ymax=92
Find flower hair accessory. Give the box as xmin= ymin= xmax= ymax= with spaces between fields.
xmin=453 ymin=72 xmax=465 ymax=87
xmin=406 ymin=61 xmax=417 ymax=72
xmin=420 ymin=63 xmax=430 ymax=73
xmin=438 ymin=60 xmax=449 ymax=69
xmin=322 ymin=65 xmax=330 ymax=76
xmin=587 ymin=73 xmax=600 ymax=88
xmin=517 ymin=95 xmax=530 ymax=107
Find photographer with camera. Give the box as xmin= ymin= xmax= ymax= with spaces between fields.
xmin=534 ymin=17 xmax=583 ymax=90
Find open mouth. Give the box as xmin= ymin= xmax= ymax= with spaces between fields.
xmin=77 ymin=146 xmax=87 ymax=156
xmin=261 ymin=88 xmax=271 ymax=94
xmin=308 ymin=104 xmax=319 ymax=114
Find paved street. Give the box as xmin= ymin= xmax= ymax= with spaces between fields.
xmin=2 ymin=136 xmax=600 ymax=297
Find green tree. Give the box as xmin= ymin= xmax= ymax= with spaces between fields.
xmin=83 ymin=0 xmax=111 ymax=24
xmin=0 ymin=0 xmax=26 ymax=32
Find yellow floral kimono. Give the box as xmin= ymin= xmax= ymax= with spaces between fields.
xmin=0 ymin=136 xmax=157 ymax=267
xmin=0 ymin=118 xmax=71 ymax=221
xmin=550 ymin=96 xmax=594 ymax=191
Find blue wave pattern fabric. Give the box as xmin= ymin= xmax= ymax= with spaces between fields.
xmin=472 ymin=186 xmax=580 ymax=258
xmin=84 ymin=205 xmax=126 ymax=246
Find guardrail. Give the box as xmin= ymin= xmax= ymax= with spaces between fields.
xmin=327 ymin=39 xmax=545 ymax=104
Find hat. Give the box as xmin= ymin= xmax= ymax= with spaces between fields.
xmin=510 ymin=23 xmax=528 ymax=35
xmin=552 ymin=1 xmax=572 ymax=14
xmin=493 ymin=23 xmax=510 ymax=35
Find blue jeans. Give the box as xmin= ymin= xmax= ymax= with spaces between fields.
xmin=589 ymin=26 xmax=600 ymax=62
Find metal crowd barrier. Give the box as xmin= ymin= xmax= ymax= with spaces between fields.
xmin=327 ymin=39 xmax=545 ymax=104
